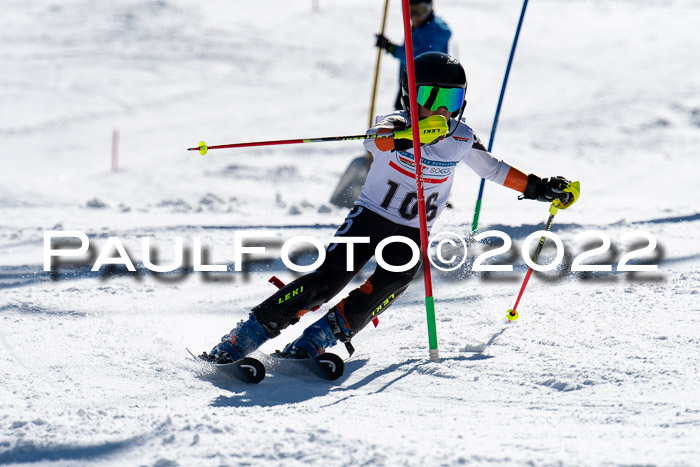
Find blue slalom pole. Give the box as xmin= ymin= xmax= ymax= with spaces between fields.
xmin=471 ymin=0 xmax=529 ymax=232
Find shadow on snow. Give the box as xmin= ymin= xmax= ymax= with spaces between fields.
xmin=0 ymin=436 xmax=144 ymax=465
xmin=203 ymin=352 xmax=494 ymax=409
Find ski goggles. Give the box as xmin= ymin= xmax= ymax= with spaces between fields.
xmin=416 ymin=85 xmax=465 ymax=112
xmin=410 ymin=3 xmax=430 ymax=17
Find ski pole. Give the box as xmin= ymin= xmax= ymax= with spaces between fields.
xmin=471 ymin=0 xmax=529 ymax=233
xmin=187 ymin=114 xmax=448 ymax=155
xmin=506 ymin=204 xmax=557 ymax=322
xmin=506 ymin=181 xmax=580 ymax=321
xmin=369 ymin=0 xmax=390 ymax=131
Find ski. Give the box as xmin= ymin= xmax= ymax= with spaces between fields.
xmin=268 ymin=351 xmax=345 ymax=381
xmin=187 ymin=348 xmax=266 ymax=384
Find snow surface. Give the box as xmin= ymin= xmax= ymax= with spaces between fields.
xmin=1 ymin=0 xmax=699 ymax=465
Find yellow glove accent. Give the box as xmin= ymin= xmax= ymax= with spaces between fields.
xmin=550 ymin=180 xmax=580 ymax=214
xmin=393 ymin=115 xmax=448 ymax=145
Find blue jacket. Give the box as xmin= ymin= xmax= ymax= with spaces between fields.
xmin=391 ymin=14 xmax=452 ymax=73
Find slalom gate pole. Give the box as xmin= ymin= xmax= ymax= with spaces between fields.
xmin=400 ymin=0 xmax=439 ymax=363
xmin=471 ymin=0 xmax=530 ymax=232
xmin=187 ymin=115 xmax=447 ymax=155
xmin=506 ymin=203 xmax=558 ymax=322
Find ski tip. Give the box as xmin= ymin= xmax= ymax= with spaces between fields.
xmin=185 ymin=347 xmax=199 ymax=361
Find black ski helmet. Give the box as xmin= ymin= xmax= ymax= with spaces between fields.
xmin=400 ymin=52 xmax=467 ymax=120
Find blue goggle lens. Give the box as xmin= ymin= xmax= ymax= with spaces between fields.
xmin=416 ymin=85 xmax=465 ymax=112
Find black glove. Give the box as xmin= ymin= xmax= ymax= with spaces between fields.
xmin=375 ymin=34 xmax=396 ymax=54
xmin=394 ymin=138 xmax=413 ymax=151
xmin=394 ymin=135 xmax=444 ymax=151
xmin=522 ymin=175 xmax=573 ymax=204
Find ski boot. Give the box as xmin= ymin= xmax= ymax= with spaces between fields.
xmin=280 ymin=310 xmax=352 ymax=359
xmin=202 ymin=314 xmax=270 ymax=364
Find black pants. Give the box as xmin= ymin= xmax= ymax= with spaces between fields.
xmin=252 ymin=206 xmax=423 ymax=337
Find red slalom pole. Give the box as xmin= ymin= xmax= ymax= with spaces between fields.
xmin=400 ymin=0 xmax=439 ymax=362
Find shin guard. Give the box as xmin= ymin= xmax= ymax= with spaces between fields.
xmin=252 ymin=270 xmax=330 ymax=337
xmin=334 ymin=271 xmax=414 ymax=338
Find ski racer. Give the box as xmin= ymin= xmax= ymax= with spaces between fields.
xmin=375 ymin=0 xmax=452 ymax=110
xmin=201 ymin=52 xmax=577 ymax=363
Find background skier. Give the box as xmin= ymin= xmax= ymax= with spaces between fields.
xmin=375 ymin=0 xmax=452 ymax=109
xmin=202 ymin=52 xmax=576 ymax=364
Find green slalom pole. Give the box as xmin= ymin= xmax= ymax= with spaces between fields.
xmin=400 ymin=0 xmax=439 ymax=362
xmin=425 ymin=296 xmax=438 ymax=353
